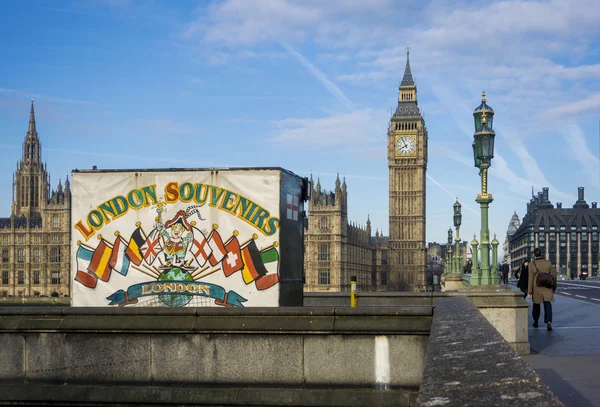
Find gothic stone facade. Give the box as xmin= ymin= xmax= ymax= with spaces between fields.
xmin=303 ymin=50 xmax=427 ymax=293
xmin=0 ymin=102 xmax=71 ymax=297
xmin=303 ymin=176 xmax=389 ymax=292
xmin=387 ymin=50 xmax=428 ymax=291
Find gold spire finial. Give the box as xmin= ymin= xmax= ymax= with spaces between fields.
xmin=481 ymin=91 xmax=486 ymax=103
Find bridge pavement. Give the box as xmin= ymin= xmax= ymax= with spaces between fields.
xmin=507 ymin=281 xmax=600 ymax=407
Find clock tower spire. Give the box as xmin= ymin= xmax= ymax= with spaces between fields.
xmin=387 ymin=48 xmax=428 ymax=291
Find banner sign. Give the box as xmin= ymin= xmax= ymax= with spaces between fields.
xmin=71 ymin=170 xmax=285 ymax=307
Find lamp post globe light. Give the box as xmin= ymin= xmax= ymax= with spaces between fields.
xmin=471 ymin=92 xmax=499 ymax=285
xmin=453 ymin=199 xmax=462 ymax=275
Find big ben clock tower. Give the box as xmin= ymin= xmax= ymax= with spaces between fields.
xmin=388 ymin=48 xmax=428 ymax=291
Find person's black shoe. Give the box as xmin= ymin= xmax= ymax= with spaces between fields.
xmin=547 ymin=323 xmax=553 ymax=331
xmin=533 ymin=322 xmax=539 ymax=328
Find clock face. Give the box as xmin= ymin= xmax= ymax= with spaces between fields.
xmin=396 ymin=136 xmax=416 ymax=156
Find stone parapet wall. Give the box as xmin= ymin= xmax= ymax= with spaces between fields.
xmin=0 ymin=306 xmax=431 ymax=406
xmin=418 ymin=297 xmax=563 ymax=406
xmin=304 ymin=286 xmax=530 ymax=355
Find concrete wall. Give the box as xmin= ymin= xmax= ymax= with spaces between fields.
xmin=304 ymin=286 xmax=530 ymax=355
xmin=0 ymin=306 xmax=431 ymax=406
xmin=418 ymin=297 xmax=563 ymax=406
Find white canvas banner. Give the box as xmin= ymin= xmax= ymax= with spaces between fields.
xmin=71 ymin=170 xmax=281 ymax=307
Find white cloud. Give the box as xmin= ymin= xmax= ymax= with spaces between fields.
xmin=272 ymin=108 xmax=387 ymax=148
xmin=560 ymin=123 xmax=600 ymax=188
xmin=540 ymin=94 xmax=600 ymax=119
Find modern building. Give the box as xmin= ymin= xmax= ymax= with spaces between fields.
xmin=0 ymin=102 xmax=71 ymax=297
xmin=509 ymin=187 xmax=600 ymax=277
xmin=304 ymin=49 xmax=428 ymax=293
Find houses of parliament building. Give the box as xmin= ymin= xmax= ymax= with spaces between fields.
xmin=2 ymin=51 xmax=429 ymax=298
xmin=304 ymin=49 xmax=428 ymax=292
xmin=0 ymin=102 xmax=71 ymax=297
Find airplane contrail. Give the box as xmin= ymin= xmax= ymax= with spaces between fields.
xmin=281 ymin=43 xmax=355 ymax=113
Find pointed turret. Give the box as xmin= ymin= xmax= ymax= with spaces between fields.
xmin=27 ymin=99 xmax=37 ymax=137
xmin=400 ymin=46 xmax=415 ymax=87
xmin=394 ymin=45 xmax=419 ymax=117
xmin=335 ymin=173 xmax=341 ymax=191
xmin=65 ymin=175 xmax=71 ymax=192
xmin=57 ymin=178 xmax=63 ymax=193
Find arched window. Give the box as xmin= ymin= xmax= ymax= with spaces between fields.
xmin=17 ymin=248 xmax=25 ymax=263
xmin=319 ymin=269 xmax=330 ymax=285
xmin=52 ymin=215 xmax=60 ymax=229
xmin=50 ymin=248 xmax=61 ymax=263
xmin=320 ymin=217 xmax=328 ymax=229
xmin=33 ymin=248 xmax=40 ymax=263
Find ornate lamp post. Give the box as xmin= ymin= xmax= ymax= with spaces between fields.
xmin=453 ymin=199 xmax=462 ymax=275
xmin=471 ymin=92 xmax=498 ymax=285
xmin=446 ymin=228 xmax=453 ymax=273
xmin=471 ymin=234 xmax=479 ymax=283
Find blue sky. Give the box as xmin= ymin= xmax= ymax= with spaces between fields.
xmin=1 ymin=0 xmax=599 ymax=244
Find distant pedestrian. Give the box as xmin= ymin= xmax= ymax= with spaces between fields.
xmin=528 ymin=248 xmax=557 ymax=331
xmin=516 ymin=261 xmax=529 ymax=298
xmin=501 ymin=263 xmax=509 ymax=284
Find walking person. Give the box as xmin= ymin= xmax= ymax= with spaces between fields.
xmin=516 ymin=260 xmax=529 ymax=299
xmin=527 ymin=248 xmax=557 ymax=331
xmin=501 ymin=263 xmax=509 ymax=285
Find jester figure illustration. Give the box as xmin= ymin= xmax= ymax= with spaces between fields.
xmin=159 ymin=210 xmax=193 ymax=267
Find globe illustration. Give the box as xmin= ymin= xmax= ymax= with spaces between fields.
xmin=157 ymin=267 xmax=194 ymax=307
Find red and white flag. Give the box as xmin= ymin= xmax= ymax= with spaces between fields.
xmin=140 ymin=228 xmax=162 ymax=265
xmin=191 ymin=227 xmax=212 ymax=266
xmin=287 ymin=194 xmax=299 ymax=221
xmin=207 ymin=229 xmax=227 ymax=266
xmin=222 ymin=235 xmax=244 ymax=277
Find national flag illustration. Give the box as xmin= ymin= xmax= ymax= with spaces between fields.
xmin=240 ymin=240 xmax=269 ymax=285
xmin=191 ymin=227 xmax=212 ymax=266
xmin=222 ymin=235 xmax=244 ymax=277
xmin=141 ymin=228 xmax=162 ymax=264
xmin=109 ymin=235 xmax=131 ymax=276
xmin=75 ymin=245 xmax=97 ymax=288
xmin=207 ymin=229 xmax=227 ymax=266
xmin=88 ymin=240 xmax=113 ymax=282
xmin=287 ymin=194 xmax=299 ymax=221
xmin=256 ymin=246 xmax=280 ymax=290
xmin=125 ymin=227 xmax=147 ymax=266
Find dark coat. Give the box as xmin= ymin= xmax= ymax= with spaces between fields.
xmin=516 ymin=266 xmax=529 ymax=291
xmin=528 ymin=258 xmax=557 ymax=304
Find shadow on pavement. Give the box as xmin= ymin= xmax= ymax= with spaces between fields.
xmin=535 ymin=368 xmax=594 ymax=407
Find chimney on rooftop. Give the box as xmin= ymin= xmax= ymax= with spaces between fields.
xmin=593 ymin=202 xmax=598 ymax=209
xmin=557 ymin=202 xmax=562 ymax=209
xmin=574 ymin=187 xmax=589 ymax=208
xmin=542 ymin=187 xmax=549 ymax=202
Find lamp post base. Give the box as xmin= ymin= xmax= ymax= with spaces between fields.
xmin=442 ymin=274 xmax=465 ymax=291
